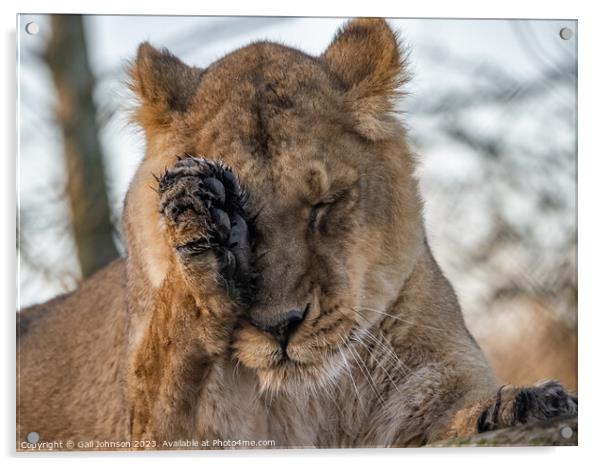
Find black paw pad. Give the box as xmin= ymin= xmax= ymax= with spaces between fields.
xmin=158 ymin=155 xmax=256 ymax=303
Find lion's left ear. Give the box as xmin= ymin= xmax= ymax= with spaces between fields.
xmin=129 ymin=42 xmax=204 ymax=140
xmin=321 ymin=18 xmax=408 ymax=141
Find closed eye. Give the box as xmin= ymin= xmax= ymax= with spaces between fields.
xmin=308 ymin=202 xmax=327 ymax=230
xmin=308 ymin=190 xmax=346 ymax=232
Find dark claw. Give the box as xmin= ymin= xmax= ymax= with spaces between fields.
xmin=229 ymin=213 xmax=251 ymax=275
xmin=222 ymin=169 xmax=241 ymax=196
xmin=228 ymin=213 xmax=249 ymax=249
xmin=210 ymin=207 xmax=231 ymax=240
xmin=204 ymin=177 xmax=226 ymax=206
xmin=220 ymin=249 xmax=237 ymax=279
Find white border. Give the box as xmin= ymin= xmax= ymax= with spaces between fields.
xmin=2 ymin=0 xmax=600 ymax=465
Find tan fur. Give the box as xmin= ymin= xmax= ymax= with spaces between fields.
xmin=17 ymin=19 xmax=571 ymax=450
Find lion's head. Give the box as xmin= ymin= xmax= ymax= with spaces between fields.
xmin=130 ymin=18 xmax=425 ymax=394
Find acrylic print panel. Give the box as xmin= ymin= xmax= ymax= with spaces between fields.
xmin=16 ymin=15 xmax=577 ymax=451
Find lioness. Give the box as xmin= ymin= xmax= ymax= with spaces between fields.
xmin=17 ymin=18 xmax=577 ymax=449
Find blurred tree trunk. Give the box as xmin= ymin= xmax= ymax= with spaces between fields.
xmin=45 ymin=14 xmax=119 ymax=278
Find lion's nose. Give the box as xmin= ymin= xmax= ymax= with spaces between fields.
xmin=249 ymin=308 xmax=306 ymax=347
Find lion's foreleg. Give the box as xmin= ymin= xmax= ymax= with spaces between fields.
xmin=125 ymin=156 xmax=255 ymax=442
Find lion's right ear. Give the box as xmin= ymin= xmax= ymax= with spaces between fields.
xmin=321 ymin=19 xmax=408 ymax=141
xmin=128 ymin=42 xmax=204 ymax=138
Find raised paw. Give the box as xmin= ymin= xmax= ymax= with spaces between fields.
xmin=158 ymin=155 xmax=255 ymax=302
xmin=477 ymin=380 xmax=577 ymax=433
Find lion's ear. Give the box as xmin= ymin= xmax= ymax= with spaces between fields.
xmin=129 ymin=42 xmax=204 ymax=138
xmin=321 ymin=18 xmax=408 ymax=140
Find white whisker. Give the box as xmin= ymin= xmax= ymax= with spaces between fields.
xmin=338 ymin=337 xmax=364 ymax=412
xmin=353 ymin=305 xmax=448 ymax=332
xmin=353 ymin=335 xmax=403 ymax=396
xmin=346 ymin=340 xmax=386 ymax=407
xmin=362 ymin=328 xmax=414 ymax=377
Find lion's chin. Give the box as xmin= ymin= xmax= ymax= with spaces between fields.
xmin=246 ymin=358 xmax=342 ymax=396
xmin=252 ymin=355 xmax=345 ymax=395
xmin=233 ymin=326 xmax=344 ymax=395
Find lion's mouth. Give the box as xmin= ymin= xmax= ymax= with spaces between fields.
xmin=232 ymin=317 xmax=360 ymax=392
